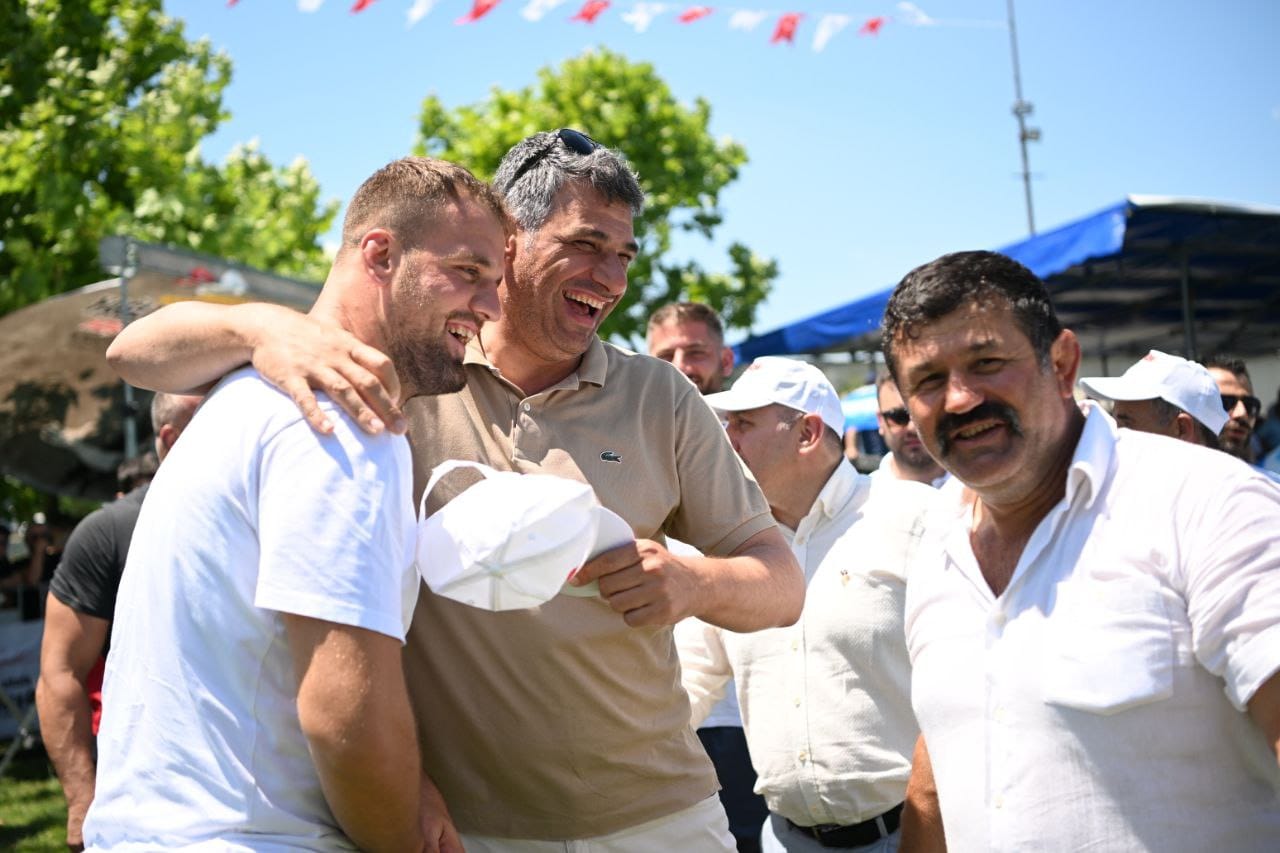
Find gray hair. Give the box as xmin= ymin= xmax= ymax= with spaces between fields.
xmin=492 ymin=131 xmax=644 ymax=233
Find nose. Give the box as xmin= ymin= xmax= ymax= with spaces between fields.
xmin=592 ymin=253 xmax=629 ymax=297
xmin=1229 ymin=399 xmax=1250 ymax=420
xmin=472 ymin=279 xmax=501 ymax=323
xmin=944 ymin=374 xmax=982 ymax=414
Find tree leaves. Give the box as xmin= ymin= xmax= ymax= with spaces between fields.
xmin=0 ymin=0 xmax=334 ymax=316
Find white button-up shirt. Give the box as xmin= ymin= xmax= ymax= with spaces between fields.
xmin=678 ymin=462 xmax=933 ymax=826
xmin=906 ymin=404 xmax=1280 ymax=852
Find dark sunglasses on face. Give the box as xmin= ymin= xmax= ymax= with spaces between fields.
xmin=881 ymin=407 xmax=912 ymax=426
xmin=1221 ymin=394 xmax=1262 ymax=418
xmin=506 ymin=128 xmax=600 ymax=188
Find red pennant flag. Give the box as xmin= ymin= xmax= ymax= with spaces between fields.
xmin=570 ymin=0 xmax=609 ymax=22
xmin=859 ymin=16 xmax=886 ymax=36
xmin=351 ymin=0 xmax=377 ymax=10
xmin=678 ymin=6 xmax=713 ymax=23
xmin=227 ymin=0 xmax=238 ymax=6
xmin=456 ymin=0 xmax=500 ymax=23
xmin=771 ymin=12 xmax=802 ymax=43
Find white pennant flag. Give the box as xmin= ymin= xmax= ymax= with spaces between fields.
xmin=621 ymin=2 xmax=665 ymax=32
xmin=896 ymin=1 xmax=935 ymax=26
xmin=812 ymin=13 xmax=851 ymax=51
xmin=407 ymin=0 xmax=438 ymax=25
xmin=728 ymin=9 xmax=767 ymax=30
xmin=522 ymin=0 xmax=569 ymax=21
xmin=298 ymin=0 xmax=324 ymax=11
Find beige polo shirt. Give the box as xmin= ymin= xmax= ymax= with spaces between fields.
xmin=403 ymin=336 xmax=776 ymax=840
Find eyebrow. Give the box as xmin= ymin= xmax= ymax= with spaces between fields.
xmin=903 ymin=337 xmax=1000 ymax=381
xmin=443 ymin=250 xmax=498 ymax=270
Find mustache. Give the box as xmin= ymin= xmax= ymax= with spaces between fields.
xmin=936 ymin=401 xmax=1023 ymax=457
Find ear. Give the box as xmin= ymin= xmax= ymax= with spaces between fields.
xmin=719 ymin=346 xmax=735 ymax=378
xmin=876 ymin=412 xmax=888 ymax=438
xmin=797 ymin=413 xmax=826 ymax=453
xmin=1173 ymin=412 xmax=1198 ymax=443
xmin=505 ymin=232 xmax=519 ymax=265
xmin=1050 ymin=329 xmax=1081 ymax=398
xmin=359 ymin=228 xmax=396 ymax=285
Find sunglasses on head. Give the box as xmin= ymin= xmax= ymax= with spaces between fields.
xmin=506 ymin=128 xmax=599 ymax=189
xmin=1221 ymin=394 xmax=1262 ymax=418
xmin=881 ymin=407 xmax=912 ymax=426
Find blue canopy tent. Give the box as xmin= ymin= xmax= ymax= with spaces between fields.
xmin=734 ymin=196 xmax=1280 ymax=366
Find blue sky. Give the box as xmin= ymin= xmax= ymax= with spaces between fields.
xmin=169 ymin=0 xmax=1280 ymax=341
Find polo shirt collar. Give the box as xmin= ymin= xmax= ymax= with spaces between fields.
xmin=1063 ymin=401 xmax=1116 ymax=512
xmin=464 ymin=335 xmax=609 ymax=390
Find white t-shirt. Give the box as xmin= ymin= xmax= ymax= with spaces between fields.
xmin=906 ymin=404 xmax=1280 ymax=852
xmin=84 ymin=369 xmax=419 ymax=851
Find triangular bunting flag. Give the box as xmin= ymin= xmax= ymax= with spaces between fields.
xmin=456 ymin=0 xmax=500 ymax=23
xmin=407 ymin=0 xmax=437 ymax=25
xmin=771 ymin=12 xmax=801 ymax=43
xmin=677 ymin=6 xmax=712 ymax=23
xmin=812 ymin=13 xmax=851 ymax=52
xmin=896 ymin=1 xmax=934 ymax=26
xmin=351 ymin=0 xmax=376 ymax=11
xmin=570 ymin=0 xmax=609 ymax=22
xmin=621 ymin=2 xmax=665 ymax=32
xmin=728 ymin=9 xmax=766 ymax=30
xmin=522 ymin=0 xmax=568 ymax=21
xmin=859 ymin=16 xmax=886 ymax=36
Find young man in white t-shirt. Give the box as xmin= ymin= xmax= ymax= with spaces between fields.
xmin=83 ymin=158 xmax=509 ymax=852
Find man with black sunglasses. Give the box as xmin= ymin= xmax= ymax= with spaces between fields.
xmin=1204 ymin=355 xmax=1263 ymax=462
xmin=871 ymin=371 xmax=947 ymax=488
xmin=103 ymin=133 xmax=804 ymax=852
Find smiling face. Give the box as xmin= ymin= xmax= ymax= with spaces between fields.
xmin=892 ymin=299 xmax=1081 ymax=503
xmin=498 ymin=181 xmax=638 ymax=372
xmin=648 ymin=319 xmax=733 ymax=394
xmin=385 ymin=196 xmax=506 ymax=399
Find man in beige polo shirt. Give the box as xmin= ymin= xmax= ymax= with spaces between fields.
xmin=104 ymin=134 xmax=804 ymax=851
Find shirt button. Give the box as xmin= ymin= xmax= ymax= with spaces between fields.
xmin=797 ymin=751 xmax=808 ymax=763
xmin=791 ymin=639 xmax=799 ymax=651
xmin=521 ymin=402 xmax=531 ymax=412
xmin=993 ymin=795 xmax=1005 ymax=809
xmin=794 ymin=697 xmax=801 ymax=708
xmin=994 ymin=707 xmax=1006 ymax=723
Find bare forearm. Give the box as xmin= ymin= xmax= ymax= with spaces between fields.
xmin=307 ymin=701 xmax=424 ymax=853
xmin=106 ymin=302 xmax=290 ymax=392
xmin=693 ymin=530 xmax=803 ymax=632
xmin=900 ymin=735 xmax=946 ymax=853
xmin=289 ymin=618 xmax=425 ymax=852
xmin=35 ymin=674 xmax=98 ymax=842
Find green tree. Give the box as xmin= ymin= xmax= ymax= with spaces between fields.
xmin=414 ymin=47 xmax=776 ymax=343
xmin=0 ymin=0 xmax=336 ymax=316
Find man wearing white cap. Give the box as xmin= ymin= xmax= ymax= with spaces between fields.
xmin=1078 ymin=349 xmax=1226 ymax=448
xmin=678 ymin=356 xmax=933 ymax=853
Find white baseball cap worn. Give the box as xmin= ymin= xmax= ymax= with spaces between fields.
xmin=1078 ymin=349 xmax=1228 ymax=434
xmin=703 ymin=356 xmax=846 ymax=435
xmin=416 ymin=461 xmax=634 ymax=611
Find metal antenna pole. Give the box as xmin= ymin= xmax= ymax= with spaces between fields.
xmin=1007 ymin=0 xmax=1039 ymax=235
xmin=119 ymin=240 xmax=139 ymax=462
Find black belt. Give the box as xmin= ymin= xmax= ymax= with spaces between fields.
xmin=785 ymin=803 xmax=903 ymax=849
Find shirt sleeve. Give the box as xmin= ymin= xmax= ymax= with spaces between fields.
xmin=665 ymin=387 xmax=775 ymax=555
xmin=254 ymin=406 xmax=418 ymax=642
xmin=1182 ymin=469 xmax=1280 ymax=709
xmin=674 ymin=617 xmax=732 ymax=727
xmin=50 ymin=506 xmax=123 ymax=620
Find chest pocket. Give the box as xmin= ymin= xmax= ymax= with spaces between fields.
xmin=1041 ymin=576 xmax=1175 ymax=715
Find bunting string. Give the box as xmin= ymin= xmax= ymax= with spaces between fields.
xmin=256 ymin=1 xmax=1004 ymax=53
